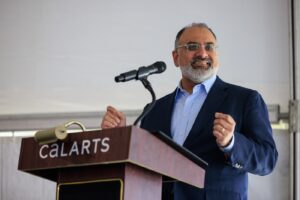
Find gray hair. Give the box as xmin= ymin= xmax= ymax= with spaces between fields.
xmin=174 ymin=23 xmax=217 ymax=49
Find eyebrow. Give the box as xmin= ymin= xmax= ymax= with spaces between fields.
xmin=186 ymin=41 xmax=215 ymax=44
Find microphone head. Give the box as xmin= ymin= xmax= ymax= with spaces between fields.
xmin=153 ymin=61 xmax=167 ymax=73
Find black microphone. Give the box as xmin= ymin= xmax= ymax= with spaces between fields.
xmin=115 ymin=61 xmax=166 ymax=82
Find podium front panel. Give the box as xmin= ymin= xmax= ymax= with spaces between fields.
xmin=57 ymin=179 xmax=123 ymax=200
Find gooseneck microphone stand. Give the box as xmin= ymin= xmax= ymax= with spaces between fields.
xmin=133 ymin=77 xmax=156 ymax=126
xmin=114 ymin=61 xmax=166 ymax=126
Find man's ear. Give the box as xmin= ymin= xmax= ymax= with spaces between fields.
xmin=172 ymin=50 xmax=179 ymax=67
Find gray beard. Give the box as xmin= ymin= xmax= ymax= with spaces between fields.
xmin=179 ymin=64 xmax=218 ymax=83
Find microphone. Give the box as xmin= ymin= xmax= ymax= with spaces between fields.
xmin=115 ymin=61 xmax=166 ymax=82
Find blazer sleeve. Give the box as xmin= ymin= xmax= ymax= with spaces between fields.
xmin=227 ymin=91 xmax=278 ymax=176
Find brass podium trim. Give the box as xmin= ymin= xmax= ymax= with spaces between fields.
xmin=56 ymin=178 xmax=123 ymax=200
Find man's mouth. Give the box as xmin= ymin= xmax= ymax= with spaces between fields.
xmin=191 ymin=57 xmax=212 ymax=69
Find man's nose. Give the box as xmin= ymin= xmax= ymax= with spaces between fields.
xmin=195 ymin=45 xmax=209 ymax=58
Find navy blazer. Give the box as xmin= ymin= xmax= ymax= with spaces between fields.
xmin=140 ymin=77 xmax=278 ymax=200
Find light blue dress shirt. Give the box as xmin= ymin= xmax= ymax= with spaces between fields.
xmin=171 ymin=75 xmax=234 ymax=152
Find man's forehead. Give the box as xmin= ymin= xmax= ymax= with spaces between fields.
xmin=179 ymin=27 xmax=216 ymax=43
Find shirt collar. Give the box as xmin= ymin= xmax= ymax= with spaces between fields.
xmin=175 ymin=74 xmax=217 ymax=99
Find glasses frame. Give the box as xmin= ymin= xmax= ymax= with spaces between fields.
xmin=176 ymin=42 xmax=217 ymax=52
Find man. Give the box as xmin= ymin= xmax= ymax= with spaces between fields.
xmin=101 ymin=23 xmax=278 ymax=200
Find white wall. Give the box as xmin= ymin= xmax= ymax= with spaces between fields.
xmin=0 ymin=138 xmax=56 ymax=200
xmin=0 ymin=0 xmax=291 ymax=115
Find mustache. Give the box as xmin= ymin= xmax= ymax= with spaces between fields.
xmin=191 ymin=57 xmax=212 ymax=66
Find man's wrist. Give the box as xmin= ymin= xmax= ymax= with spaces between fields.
xmin=219 ymin=135 xmax=235 ymax=153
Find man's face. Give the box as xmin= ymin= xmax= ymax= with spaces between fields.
xmin=172 ymin=27 xmax=219 ymax=84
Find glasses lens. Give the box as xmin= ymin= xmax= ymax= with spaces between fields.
xmin=186 ymin=43 xmax=200 ymax=51
xmin=204 ymin=43 xmax=215 ymax=51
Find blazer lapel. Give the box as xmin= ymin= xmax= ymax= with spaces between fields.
xmin=183 ymin=77 xmax=229 ymax=146
xmin=159 ymin=89 xmax=177 ymax=138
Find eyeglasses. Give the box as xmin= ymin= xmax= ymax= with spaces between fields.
xmin=176 ymin=42 xmax=217 ymax=52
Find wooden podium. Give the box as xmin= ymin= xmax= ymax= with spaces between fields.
xmin=18 ymin=126 xmax=206 ymax=200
